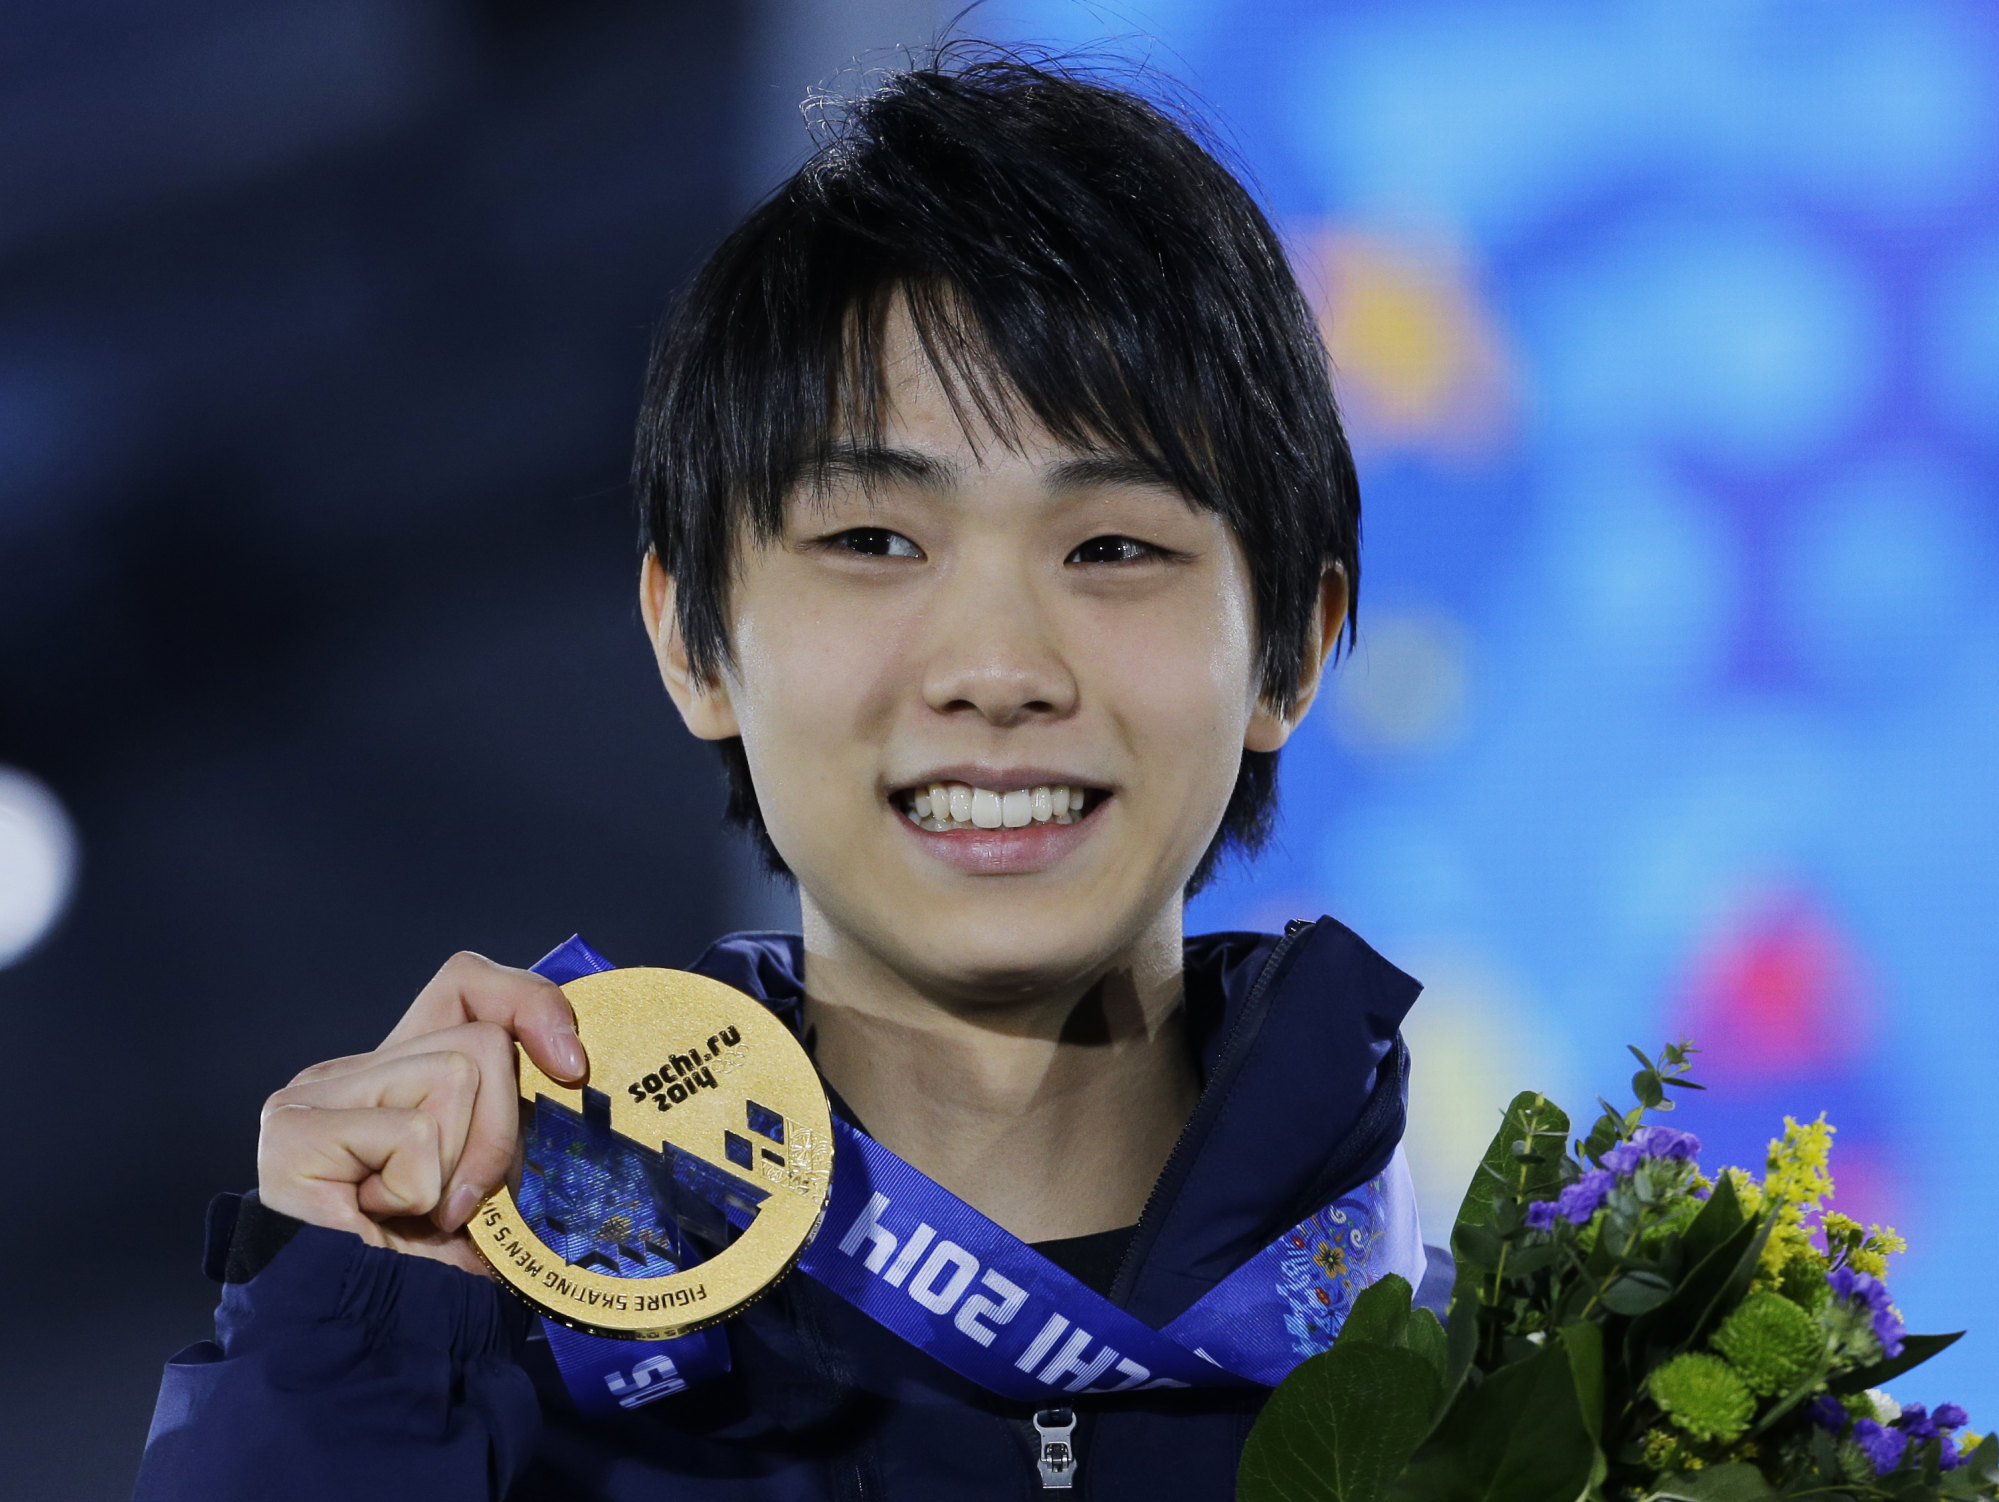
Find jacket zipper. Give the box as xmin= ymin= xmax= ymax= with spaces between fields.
xmin=1006 ymin=921 xmax=1314 ymax=1497
xmin=1103 ymin=918 xmax=1317 ymax=1306
xmin=1032 ymin=1407 xmax=1078 ymax=1489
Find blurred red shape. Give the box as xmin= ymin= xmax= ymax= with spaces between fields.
xmin=1676 ymin=891 xmax=1872 ymax=1081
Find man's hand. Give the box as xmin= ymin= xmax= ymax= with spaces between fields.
xmin=257 ymin=952 xmax=589 ymax=1276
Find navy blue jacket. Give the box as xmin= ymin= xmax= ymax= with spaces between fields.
xmin=135 ymin=917 xmax=1429 ymax=1501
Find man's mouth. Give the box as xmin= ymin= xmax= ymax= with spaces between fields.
xmin=895 ymin=780 xmax=1104 ymax=833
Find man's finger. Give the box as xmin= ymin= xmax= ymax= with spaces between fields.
xmin=386 ymin=951 xmax=588 ymax=1085
xmin=284 ymin=1022 xmax=526 ymax=1232
xmin=258 ymin=1103 xmax=447 ymax=1235
xmin=264 ymin=1049 xmax=481 ymax=1189
xmin=401 ymin=1022 xmax=524 ymax=1231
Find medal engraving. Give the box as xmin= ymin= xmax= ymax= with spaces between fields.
xmin=472 ymin=967 xmax=833 ymax=1339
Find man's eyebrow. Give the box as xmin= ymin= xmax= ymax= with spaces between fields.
xmin=797 ymin=442 xmax=958 ymax=493
xmin=1044 ymin=453 xmax=1184 ymax=494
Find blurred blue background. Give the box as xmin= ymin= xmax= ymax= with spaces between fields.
xmin=2 ymin=0 xmax=1993 ymax=1491
xmin=986 ymin=0 xmax=1999 ymax=1422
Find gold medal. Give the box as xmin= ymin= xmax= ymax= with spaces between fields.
xmin=471 ymin=967 xmax=833 ymax=1340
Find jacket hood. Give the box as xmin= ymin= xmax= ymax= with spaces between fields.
xmin=687 ymin=916 xmax=1421 ymax=1327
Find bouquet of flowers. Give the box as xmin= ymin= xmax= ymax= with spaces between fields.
xmin=1239 ymin=1044 xmax=1996 ymax=1501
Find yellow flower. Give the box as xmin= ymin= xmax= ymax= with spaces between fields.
xmin=1822 ymin=1210 xmax=1906 ymax=1279
xmin=1722 ymin=1167 xmax=1764 ymax=1217
xmin=1855 ymin=1224 xmax=1906 ymax=1278
xmin=1765 ymin=1115 xmax=1835 ymax=1216
xmin=1313 ymin=1242 xmax=1347 ymax=1278
xmin=1756 ymin=1116 xmax=1835 ymax=1277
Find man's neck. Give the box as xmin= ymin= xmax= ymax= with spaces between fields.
xmin=796 ymin=903 xmax=1201 ymax=1243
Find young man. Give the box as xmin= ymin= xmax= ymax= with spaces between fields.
xmin=136 ymin=54 xmax=1433 ymax=1500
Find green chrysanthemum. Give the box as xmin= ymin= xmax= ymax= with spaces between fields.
xmin=1710 ymin=1291 xmax=1825 ymax=1396
xmin=1776 ymin=1254 xmax=1831 ymax=1312
xmin=1639 ymin=1426 xmax=1702 ymax=1475
xmin=1650 ymin=1353 xmax=1756 ymax=1444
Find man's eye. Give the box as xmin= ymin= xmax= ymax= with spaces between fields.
xmin=832 ymin=527 xmax=922 ymax=559
xmin=1066 ymin=535 xmax=1157 ymax=565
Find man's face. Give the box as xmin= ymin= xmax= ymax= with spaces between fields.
xmin=654 ymin=319 xmax=1315 ymax=1004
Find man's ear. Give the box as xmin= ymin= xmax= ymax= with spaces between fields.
xmin=640 ymin=553 xmax=741 ymax=742
xmin=1244 ymin=562 xmax=1349 ymax=754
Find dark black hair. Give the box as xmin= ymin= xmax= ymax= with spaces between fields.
xmin=634 ymin=48 xmax=1359 ymax=897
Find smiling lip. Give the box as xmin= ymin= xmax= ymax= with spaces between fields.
xmin=894 ymin=798 xmax=1107 ymax=874
xmin=887 ymin=767 xmax=1111 ymax=876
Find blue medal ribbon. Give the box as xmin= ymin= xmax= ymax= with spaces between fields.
xmin=523 ymin=940 xmax=733 ymax=1417
xmin=524 ymin=937 xmax=1423 ymax=1414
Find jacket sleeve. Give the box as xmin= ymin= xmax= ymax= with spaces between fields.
xmin=133 ymin=1195 xmax=542 ymax=1501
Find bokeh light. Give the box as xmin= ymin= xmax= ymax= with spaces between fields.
xmin=0 ymin=766 xmax=78 ymax=968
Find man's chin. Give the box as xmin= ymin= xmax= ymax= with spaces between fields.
xmin=867 ymin=905 xmax=1155 ymax=1010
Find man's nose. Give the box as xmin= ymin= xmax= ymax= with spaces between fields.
xmin=918 ymin=563 xmax=1077 ymax=727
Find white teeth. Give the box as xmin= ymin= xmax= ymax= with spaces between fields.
xmin=970 ymin=788 xmax=1003 ymax=828
xmin=901 ymin=781 xmax=1094 ymax=831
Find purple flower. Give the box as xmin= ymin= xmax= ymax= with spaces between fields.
xmin=1597 ymin=1127 xmax=1702 ymax=1179
xmin=1853 ymin=1419 xmax=1909 ymax=1475
xmin=1633 ymin=1125 xmax=1702 ymax=1162
xmin=1920 ymin=1405 xmax=1974 ymax=1470
xmin=1556 ymin=1169 xmax=1616 ymax=1223
xmin=1808 ymin=1396 xmax=1848 ymax=1432
xmin=1901 ymin=1404 xmax=1938 ymax=1442
xmin=1601 ymin=1142 xmax=1642 ymax=1175
xmin=1827 ymin=1267 xmax=1907 ymax=1359
xmin=1525 ymin=1199 xmax=1559 ymax=1232
xmin=1871 ymin=1304 xmax=1907 ymax=1359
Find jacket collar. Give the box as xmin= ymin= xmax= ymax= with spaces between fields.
xmin=687 ymin=916 xmax=1420 ymax=1327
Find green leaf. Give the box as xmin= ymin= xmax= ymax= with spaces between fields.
xmin=1827 ymin=1331 xmax=1965 ymax=1394
xmin=1677 ymin=1170 xmax=1746 ymax=1271
xmin=1649 ymin=1463 xmax=1780 ymax=1501
xmin=1448 ymin=1093 xmax=1576 ymax=1375
xmin=1340 ymin=1275 xmax=1413 ymax=1351
xmin=1941 ymin=1466 xmax=1995 ymax=1501
xmin=1402 ymin=1307 xmax=1448 ymax=1384
xmin=1623 ymin=1203 xmax=1773 ymax=1374
xmin=1556 ymin=1323 xmax=1603 ymax=1448
xmin=1451 ymin=1092 xmax=1572 ymax=1246
xmin=1441 ymin=1267 xmax=1483 ymax=1406
xmin=1238 ymin=1344 xmax=1442 ymax=1502
xmin=1387 ymin=1343 xmax=1597 ymax=1502
xmin=1633 ymin=1070 xmax=1667 ymax=1110
xmin=1453 ymin=1222 xmax=1504 ymax=1270
xmin=1599 ymin=1271 xmax=1675 ymax=1316
xmin=1499 ymin=1242 xmax=1558 ymax=1277
xmin=1963 ymin=1434 xmax=1999 ymax=1488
